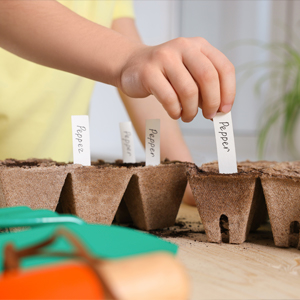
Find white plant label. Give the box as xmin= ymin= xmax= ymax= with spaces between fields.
xmin=146 ymin=119 xmax=160 ymax=166
xmin=71 ymin=115 xmax=91 ymax=166
xmin=213 ymin=112 xmax=237 ymax=174
xmin=119 ymin=122 xmax=136 ymax=163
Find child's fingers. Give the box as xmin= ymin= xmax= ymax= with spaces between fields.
xmin=183 ymin=49 xmax=220 ymax=119
xmin=196 ymin=38 xmax=236 ymax=113
xmin=147 ymin=71 xmax=182 ymax=120
xmin=165 ymin=61 xmax=199 ymax=122
xmin=119 ymin=37 xmax=235 ymax=122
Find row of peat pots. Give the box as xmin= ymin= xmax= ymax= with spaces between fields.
xmin=187 ymin=160 xmax=300 ymax=248
xmin=1 ymin=159 xmax=300 ymax=249
xmin=0 ymin=159 xmax=187 ymax=231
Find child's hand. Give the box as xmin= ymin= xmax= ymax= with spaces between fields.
xmin=119 ymin=37 xmax=235 ymax=122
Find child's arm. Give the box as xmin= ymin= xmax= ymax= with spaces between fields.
xmin=111 ymin=18 xmax=197 ymax=206
xmin=0 ymin=0 xmax=235 ymax=121
xmin=112 ymin=18 xmax=192 ymax=159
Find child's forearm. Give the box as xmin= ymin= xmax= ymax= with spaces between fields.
xmin=119 ymin=91 xmax=193 ymax=162
xmin=0 ymin=0 xmax=142 ymax=87
xmin=118 ymin=80 xmax=195 ymax=164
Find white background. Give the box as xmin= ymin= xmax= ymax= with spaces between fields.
xmin=89 ymin=0 xmax=300 ymax=165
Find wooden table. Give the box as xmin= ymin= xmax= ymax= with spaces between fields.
xmin=154 ymin=204 xmax=300 ymax=300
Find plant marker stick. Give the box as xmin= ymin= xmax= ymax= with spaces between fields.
xmin=119 ymin=122 xmax=136 ymax=163
xmin=213 ymin=112 xmax=237 ymax=174
xmin=71 ymin=115 xmax=91 ymax=166
xmin=145 ymin=119 xmax=160 ymax=166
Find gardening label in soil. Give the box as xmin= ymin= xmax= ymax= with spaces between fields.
xmin=213 ymin=112 xmax=237 ymax=174
xmin=146 ymin=119 xmax=160 ymax=166
xmin=119 ymin=121 xmax=136 ymax=163
xmin=71 ymin=115 xmax=91 ymax=166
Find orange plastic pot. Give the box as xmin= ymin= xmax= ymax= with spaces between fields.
xmin=0 ymin=261 xmax=104 ymax=300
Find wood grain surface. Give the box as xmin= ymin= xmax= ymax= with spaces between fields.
xmin=153 ymin=204 xmax=300 ymax=300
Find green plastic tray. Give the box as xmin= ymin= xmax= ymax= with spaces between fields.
xmin=0 ymin=207 xmax=85 ymax=229
xmin=0 ymin=207 xmax=177 ymax=272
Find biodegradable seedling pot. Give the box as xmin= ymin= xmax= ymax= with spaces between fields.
xmin=201 ymin=160 xmax=272 ymax=232
xmin=187 ymin=163 xmax=260 ymax=244
xmin=261 ymin=162 xmax=300 ymax=248
xmin=57 ymin=163 xmax=133 ymax=224
xmin=121 ymin=162 xmax=187 ymax=231
xmin=0 ymin=159 xmax=68 ymax=211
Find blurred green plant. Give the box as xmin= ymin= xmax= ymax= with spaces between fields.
xmin=236 ymin=39 xmax=300 ymax=159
